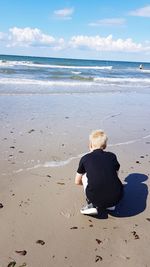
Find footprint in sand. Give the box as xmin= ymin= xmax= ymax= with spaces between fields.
xmin=60 ymin=211 xmax=72 ymax=218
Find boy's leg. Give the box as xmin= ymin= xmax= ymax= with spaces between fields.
xmin=80 ymin=174 xmax=98 ymax=215
xmin=82 ymin=174 xmax=88 ymax=192
xmin=82 ymin=174 xmax=90 ymax=203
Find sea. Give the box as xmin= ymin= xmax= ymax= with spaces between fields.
xmin=0 ymin=54 xmax=150 ymax=94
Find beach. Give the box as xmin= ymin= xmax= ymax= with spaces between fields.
xmin=0 ymin=55 xmax=150 ymax=266
xmin=0 ymin=91 xmax=150 ymax=267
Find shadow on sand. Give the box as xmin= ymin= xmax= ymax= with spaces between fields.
xmin=96 ymin=173 xmax=148 ymax=219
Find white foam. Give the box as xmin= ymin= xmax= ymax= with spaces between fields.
xmin=13 ymin=168 xmax=23 ymax=173
xmin=94 ymin=77 xmax=150 ymax=84
xmin=0 ymin=77 xmax=92 ymax=86
xmin=0 ymin=60 xmax=33 ymax=67
xmin=142 ymin=134 xmax=150 ymax=139
xmin=109 ymin=134 xmax=150 ymax=147
xmin=26 ymin=164 xmax=41 ymax=170
xmin=43 ymin=154 xmax=84 ymax=167
xmin=47 ymin=65 xmax=112 ymax=70
xmin=1 ymin=76 xmax=150 ymax=88
xmin=0 ymin=60 xmax=112 ymax=70
xmin=140 ymin=69 xmax=150 ymax=73
xmin=71 ymin=71 xmax=82 ymax=74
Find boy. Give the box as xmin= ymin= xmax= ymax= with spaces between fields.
xmin=75 ymin=130 xmax=123 ymax=215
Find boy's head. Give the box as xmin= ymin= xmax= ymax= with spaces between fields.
xmin=89 ymin=129 xmax=108 ymax=150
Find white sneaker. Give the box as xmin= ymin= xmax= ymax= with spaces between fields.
xmin=80 ymin=203 xmax=98 ymax=215
xmin=107 ymin=206 xmax=116 ymax=211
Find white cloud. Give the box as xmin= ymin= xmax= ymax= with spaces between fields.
xmin=1 ymin=27 xmax=150 ymax=54
xmin=7 ymin=27 xmax=65 ymax=50
xmin=0 ymin=32 xmax=8 ymax=41
xmin=54 ymin=7 xmax=74 ymax=20
xmin=89 ymin=18 xmax=125 ymax=27
xmin=69 ymin=35 xmax=143 ymax=52
xmin=9 ymin=27 xmax=55 ymax=47
xmin=129 ymin=5 xmax=150 ymax=17
xmin=0 ymin=32 xmax=4 ymax=40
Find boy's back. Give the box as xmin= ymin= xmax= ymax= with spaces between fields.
xmin=77 ymin=148 xmax=123 ymax=208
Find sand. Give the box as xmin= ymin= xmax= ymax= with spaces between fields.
xmin=0 ymin=92 xmax=150 ymax=267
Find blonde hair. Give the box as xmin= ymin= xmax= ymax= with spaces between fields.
xmin=89 ymin=129 xmax=108 ymax=149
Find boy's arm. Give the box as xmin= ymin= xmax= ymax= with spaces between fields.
xmin=75 ymin=172 xmax=83 ymax=185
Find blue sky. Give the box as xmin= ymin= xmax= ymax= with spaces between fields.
xmin=0 ymin=0 xmax=150 ymax=61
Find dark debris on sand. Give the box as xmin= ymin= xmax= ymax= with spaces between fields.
xmin=95 ymin=238 xmax=102 ymax=244
xmin=28 ymin=129 xmax=35 ymax=133
xmin=0 ymin=203 xmax=3 ymax=208
xmin=131 ymin=231 xmax=140 ymax=239
xmin=95 ymin=255 xmax=103 ymax=262
xmin=7 ymin=262 xmax=16 ymax=267
xmin=36 ymin=240 xmax=45 ymax=245
xmin=15 ymin=250 xmax=27 ymax=256
xmin=18 ymin=263 xmax=27 ymax=267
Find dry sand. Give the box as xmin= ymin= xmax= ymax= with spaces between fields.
xmin=0 ymin=92 xmax=150 ymax=267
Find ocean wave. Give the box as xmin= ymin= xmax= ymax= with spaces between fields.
xmin=0 ymin=60 xmax=32 ymax=67
xmin=0 ymin=69 xmax=16 ymax=74
xmin=140 ymin=69 xmax=150 ymax=74
xmin=0 ymin=77 xmax=93 ymax=86
xmin=0 ymin=77 xmax=150 ymax=87
xmin=0 ymin=60 xmax=112 ymax=70
xmin=71 ymin=75 xmax=93 ymax=81
xmin=94 ymin=77 xmax=150 ymax=84
xmin=71 ymin=71 xmax=81 ymax=74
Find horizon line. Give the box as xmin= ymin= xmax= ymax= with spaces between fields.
xmin=0 ymin=53 xmax=149 ymax=64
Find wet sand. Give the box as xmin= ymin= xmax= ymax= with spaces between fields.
xmin=0 ymin=92 xmax=150 ymax=267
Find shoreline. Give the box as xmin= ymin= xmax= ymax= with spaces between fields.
xmin=2 ymin=131 xmax=150 ymax=176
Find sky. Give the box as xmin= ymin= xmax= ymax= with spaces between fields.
xmin=0 ymin=0 xmax=150 ymax=62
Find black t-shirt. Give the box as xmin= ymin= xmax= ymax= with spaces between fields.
xmin=77 ymin=149 xmax=123 ymax=208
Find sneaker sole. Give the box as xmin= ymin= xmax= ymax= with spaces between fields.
xmin=80 ymin=208 xmax=98 ymax=215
